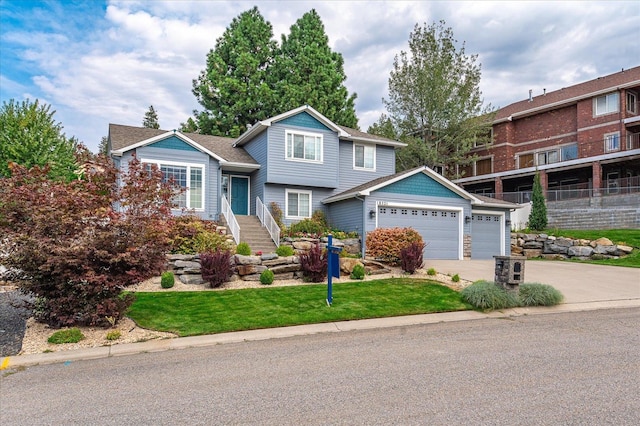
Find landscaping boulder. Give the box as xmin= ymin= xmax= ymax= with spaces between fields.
xmin=568 ymin=246 xmax=594 ymax=257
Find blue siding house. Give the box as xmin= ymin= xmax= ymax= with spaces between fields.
xmin=109 ymin=106 xmax=517 ymax=259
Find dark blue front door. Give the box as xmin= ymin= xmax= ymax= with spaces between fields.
xmin=230 ymin=176 xmax=249 ymax=215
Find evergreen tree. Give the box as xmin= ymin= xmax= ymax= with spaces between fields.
xmin=0 ymin=98 xmax=77 ymax=181
xmin=381 ymin=20 xmax=494 ymax=177
xmin=271 ymin=9 xmax=358 ymax=128
xmin=98 ymin=136 xmax=109 ymax=156
xmin=143 ymin=105 xmax=160 ymax=129
xmin=191 ymin=7 xmax=277 ymax=138
xmin=528 ymin=172 xmax=548 ymax=231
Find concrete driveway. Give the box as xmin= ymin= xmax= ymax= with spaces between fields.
xmin=427 ymin=259 xmax=640 ymax=304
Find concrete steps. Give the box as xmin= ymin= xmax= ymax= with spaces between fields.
xmin=233 ymin=215 xmax=278 ymax=254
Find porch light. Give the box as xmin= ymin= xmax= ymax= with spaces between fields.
xmin=465 ymin=215 xmax=471 ymax=224
xmin=369 ymin=209 xmax=376 ymax=218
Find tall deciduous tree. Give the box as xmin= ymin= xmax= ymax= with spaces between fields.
xmin=378 ymin=20 xmax=493 ymax=177
xmin=191 ymin=7 xmax=277 ymax=138
xmin=143 ymin=105 xmax=160 ymax=129
xmin=528 ymin=172 xmax=548 ymax=231
xmin=0 ymin=98 xmax=77 ymax=181
xmin=271 ymin=9 xmax=358 ymax=128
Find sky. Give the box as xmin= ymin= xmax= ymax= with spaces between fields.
xmin=1 ymin=0 xmax=638 ymax=152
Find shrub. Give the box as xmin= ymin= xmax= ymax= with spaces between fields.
xmin=299 ymin=243 xmax=327 ymax=282
xmin=427 ymin=268 xmax=437 ymax=276
xmin=168 ymin=215 xmax=224 ymax=254
xmin=452 ymin=274 xmax=460 ymax=283
xmin=236 ymin=242 xmax=251 ymax=256
xmin=260 ymin=269 xmax=274 ymax=285
xmin=276 ymin=245 xmax=295 ymax=257
xmin=461 ymin=281 xmax=519 ymax=310
xmin=269 ymin=202 xmax=285 ymax=230
xmin=519 ymin=283 xmax=563 ymax=306
xmin=200 ymin=250 xmax=233 ymax=288
xmin=161 ymin=271 xmax=175 ymax=289
xmin=350 ymin=263 xmax=366 ymax=280
xmin=366 ymin=227 xmax=423 ymax=265
xmin=0 ymin=152 xmax=172 ymax=327
xmin=48 ymin=328 xmax=85 ymax=344
xmin=400 ymin=242 xmax=425 ymax=274
xmin=288 ymin=218 xmax=326 ymax=237
xmin=105 ymin=330 xmax=121 ymax=341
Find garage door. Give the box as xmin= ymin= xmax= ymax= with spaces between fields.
xmin=471 ymin=213 xmax=502 ymax=259
xmin=377 ymin=206 xmax=460 ymax=259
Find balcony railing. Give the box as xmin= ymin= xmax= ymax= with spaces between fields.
xmin=220 ymin=195 xmax=240 ymax=244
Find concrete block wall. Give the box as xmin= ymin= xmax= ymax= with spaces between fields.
xmin=547 ymin=193 xmax=640 ymax=229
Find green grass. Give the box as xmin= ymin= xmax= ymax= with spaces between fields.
xmin=544 ymin=229 xmax=640 ymax=268
xmin=127 ymin=279 xmax=471 ymax=336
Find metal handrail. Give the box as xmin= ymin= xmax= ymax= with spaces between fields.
xmin=221 ymin=195 xmax=240 ymax=244
xmin=256 ymin=197 xmax=280 ymax=248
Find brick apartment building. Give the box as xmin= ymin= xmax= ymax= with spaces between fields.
xmin=455 ymin=66 xmax=640 ymax=204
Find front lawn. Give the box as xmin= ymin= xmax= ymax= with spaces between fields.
xmin=544 ymin=229 xmax=640 ymax=268
xmin=127 ymin=279 xmax=471 ymax=336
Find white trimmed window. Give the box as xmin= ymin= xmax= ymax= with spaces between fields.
xmin=354 ymin=143 xmax=375 ymax=170
xmin=604 ymin=132 xmax=620 ymax=152
xmin=474 ymin=157 xmax=492 ymax=176
xmin=285 ymin=189 xmax=311 ymax=219
xmin=594 ymin=92 xmax=619 ymax=116
xmin=286 ymin=130 xmax=323 ymax=162
xmin=143 ymin=160 xmax=204 ymax=210
xmin=627 ymin=91 xmax=637 ymax=114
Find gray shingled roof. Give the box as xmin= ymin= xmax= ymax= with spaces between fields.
xmin=108 ymin=124 xmax=258 ymax=165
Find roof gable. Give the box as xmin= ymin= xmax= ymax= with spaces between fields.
xmin=376 ymin=172 xmax=461 ymax=199
xmin=278 ymin=111 xmax=332 ymax=131
xmin=148 ymin=135 xmax=200 ymax=152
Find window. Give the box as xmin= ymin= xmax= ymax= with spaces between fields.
xmin=285 ymin=189 xmax=311 ymax=218
xmin=354 ymin=144 xmax=375 ymax=170
xmin=517 ymin=153 xmax=534 ymax=169
xmin=604 ymin=132 xmax=620 ymax=152
xmin=144 ymin=160 xmax=204 ymax=210
xmin=627 ymin=92 xmax=637 ymax=114
xmin=286 ymin=131 xmax=322 ymax=162
xmin=561 ymin=144 xmax=578 ymax=161
xmin=537 ymin=149 xmax=559 ymax=165
xmin=475 ymin=158 xmax=492 ymax=176
xmin=594 ymin=92 xmax=619 ymax=116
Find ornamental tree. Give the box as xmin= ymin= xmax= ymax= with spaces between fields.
xmin=0 ymin=148 xmax=175 ymax=327
xmin=528 ymin=172 xmax=548 ymax=231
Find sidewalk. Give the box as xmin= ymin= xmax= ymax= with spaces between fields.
xmin=3 ymin=261 xmax=639 ymax=370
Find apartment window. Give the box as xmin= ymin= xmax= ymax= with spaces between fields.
xmin=604 ymin=132 xmax=620 ymax=152
xmin=594 ymin=92 xmax=619 ymax=116
xmin=473 ymin=128 xmax=493 ymax=148
xmin=627 ymin=92 xmax=637 ymax=114
xmin=517 ymin=153 xmax=534 ymax=169
xmin=354 ymin=144 xmax=375 ymax=170
xmin=285 ymin=189 xmax=311 ymax=219
xmin=561 ymin=144 xmax=578 ymax=161
xmin=475 ymin=157 xmax=492 ymax=176
xmin=144 ymin=160 xmax=204 ymax=210
xmin=538 ymin=149 xmax=559 ymax=165
xmin=286 ymin=131 xmax=323 ymax=162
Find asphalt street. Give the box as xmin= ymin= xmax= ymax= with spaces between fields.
xmin=2 ymin=307 xmax=639 ymax=425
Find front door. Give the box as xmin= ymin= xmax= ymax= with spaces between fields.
xmin=230 ymin=176 xmax=249 ymax=215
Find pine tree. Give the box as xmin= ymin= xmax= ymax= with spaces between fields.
xmin=143 ymin=105 xmax=160 ymax=129
xmin=528 ymin=172 xmax=548 ymax=231
xmin=271 ymin=9 xmax=358 ymax=128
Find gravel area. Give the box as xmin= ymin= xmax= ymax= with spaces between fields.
xmin=3 ymin=268 xmax=469 ymax=357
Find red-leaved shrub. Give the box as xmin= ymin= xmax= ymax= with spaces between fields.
xmin=400 ymin=242 xmax=426 ymax=274
xmin=299 ymin=243 xmax=327 ymax=282
xmin=200 ymin=250 xmax=233 ymax=288
xmin=366 ymin=227 xmax=424 ymax=265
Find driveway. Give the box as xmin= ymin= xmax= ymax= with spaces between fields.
xmin=426 ymin=259 xmax=640 ymax=303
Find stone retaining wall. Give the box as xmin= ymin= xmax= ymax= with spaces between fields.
xmin=167 ymin=237 xmax=380 ymax=285
xmin=511 ymin=233 xmax=634 ymax=260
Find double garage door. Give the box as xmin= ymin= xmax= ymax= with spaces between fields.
xmin=377 ymin=206 xmax=460 ymax=259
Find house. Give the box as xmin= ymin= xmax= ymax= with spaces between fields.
xmin=455 ymin=66 xmax=640 ymax=204
xmin=109 ymin=105 xmax=517 ymax=260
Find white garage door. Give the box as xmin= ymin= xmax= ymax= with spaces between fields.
xmin=471 ymin=213 xmax=502 ymax=259
xmin=377 ymin=206 xmax=460 ymax=259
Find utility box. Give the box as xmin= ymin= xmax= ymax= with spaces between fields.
xmin=494 ymin=255 xmax=526 ymax=293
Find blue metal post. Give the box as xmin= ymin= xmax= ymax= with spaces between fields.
xmin=327 ymin=235 xmax=333 ymax=305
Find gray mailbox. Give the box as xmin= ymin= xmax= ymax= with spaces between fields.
xmin=494 ymin=255 xmax=526 ymax=293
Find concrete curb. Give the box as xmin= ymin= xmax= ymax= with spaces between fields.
xmin=3 ymin=299 xmax=639 ymax=370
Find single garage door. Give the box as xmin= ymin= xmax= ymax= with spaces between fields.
xmin=377 ymin=206 xmax=460 ymax=259
xmin=471 ymin=213 xmax=502 ymax=259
